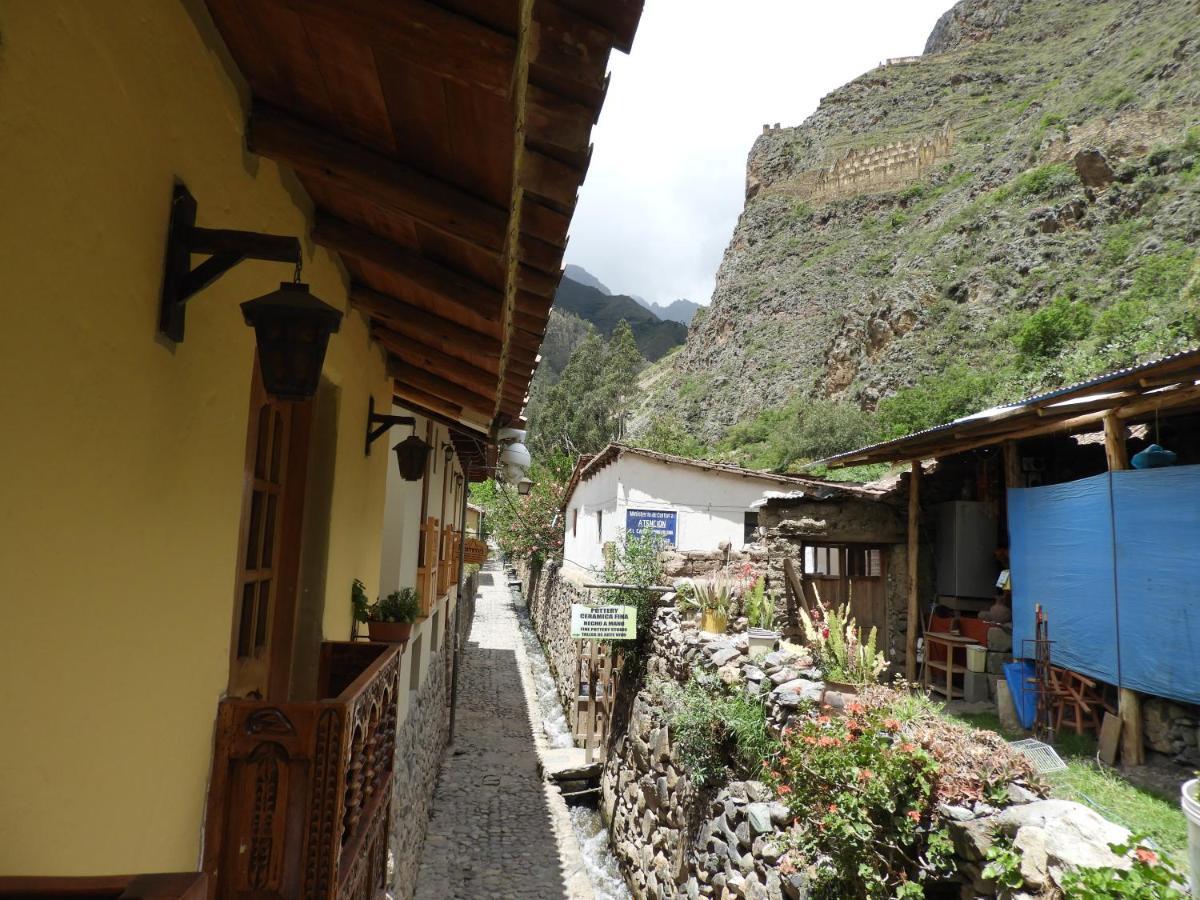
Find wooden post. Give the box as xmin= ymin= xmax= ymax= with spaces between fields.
xmin=1103 ymin=411 xmax=1130 ymax=471
xmin=1104 ymin=413 xmax=1144 ymax=764
xmin=1003 ymin=441 xmax=1022 ymax=489
xmin=905 ymin=461 xmax=922 ymax=683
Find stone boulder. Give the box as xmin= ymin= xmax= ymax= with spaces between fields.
xmin=995 ymin=799 xmax=1130 ymax=889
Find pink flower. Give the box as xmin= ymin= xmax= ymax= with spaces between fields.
xmin=907 ymin=810 xmax=921 ymax=822
xmin=1134 ymin=848 xmax=1158 ymax=865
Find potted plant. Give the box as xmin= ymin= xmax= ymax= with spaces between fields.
xmin=799 ymin=600 xmax=886 ymax=704
xmin=744 ymin=575 xmax=778 ymax=654
xmin=360 ymin=586 xmax=421 ymax=643
xmin=691 ymin=575 xmax=734 ymax=634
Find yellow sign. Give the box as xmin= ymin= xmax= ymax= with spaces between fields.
xmin=570 ymin=604 xmax=636 ymax=640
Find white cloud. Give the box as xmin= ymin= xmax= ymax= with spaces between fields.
xmin=565 ymin=0 xmax=953 ymax=305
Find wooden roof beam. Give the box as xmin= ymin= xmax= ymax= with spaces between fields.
xmin=250 ymin=104 xmax=509 ymax=254
xmin=351 ymin=285 xmax=503 ymax=365
xmin=390 ymin=361 xmax=497 ymax=417
xmin=290 ymin=0 xmax=517 ymax=98
xmin=314 ymin=215 xmax=504 ymax=326
xmin=553 ymin=0 xmax=643 ymax=52
xmin=376 ymin=329 xmax=525 ymax=403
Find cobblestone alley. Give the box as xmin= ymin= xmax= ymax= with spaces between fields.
xmin=413 ymin=563 xmax=590 ymax=900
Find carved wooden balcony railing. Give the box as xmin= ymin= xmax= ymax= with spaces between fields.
xmin=0 ymin=873 xmax=207 ymax=899
xmin=204 ymin=642 xmax=401 ymax=900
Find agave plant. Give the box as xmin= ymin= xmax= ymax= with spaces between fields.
xmin=744 ymin=576 xmax=775 ymax=630
xmin=689 ymin=574 xmax=735 ymax=614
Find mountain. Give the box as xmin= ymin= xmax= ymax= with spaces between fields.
xmin=642 ymin=0 xmax=1200 ymax=446
xmin=554 ymin=274 xmax=688 ymax=361
xmin=639 ymin=297 xmax=702 ymax=326
xmin=562 ymin=264 xmax=612 ymax=295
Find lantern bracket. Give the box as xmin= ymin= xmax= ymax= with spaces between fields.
xmin=159 ymin=184 xmax=303 ymax=343
xmin=365 ymin=396 xmax=416 ymax=456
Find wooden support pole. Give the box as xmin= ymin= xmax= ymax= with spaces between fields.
xmin=905 ymin=461 xmax=922 ymax=683
xmin=1103 ymin=411 xmax=1130 ymax=471
xmin=1104 ymin=412 xmax=1144 ymax=764
xmin=1003 ymin=441 xmax=1023 ymax=489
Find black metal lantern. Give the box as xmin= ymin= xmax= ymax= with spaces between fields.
xmin=393 ymin=434 xmax=431 ymax=481
xmin=241 ymin=281 xmax=343 ymax=402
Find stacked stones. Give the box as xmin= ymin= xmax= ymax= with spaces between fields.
xmin=601 ymin=607 xmax=1143 ymax=900
xmin=1143 ymin=696 xmax=1200 ymax=767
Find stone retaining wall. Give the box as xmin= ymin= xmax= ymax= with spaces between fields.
xmin=600 ymin=609 xmax=1136 ymax=900
xmin=389 ymin=647 xmax=450 ymax=900
xmin=524 ymin=559 xmax=586 ymax=732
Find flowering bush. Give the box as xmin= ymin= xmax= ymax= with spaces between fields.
xmin=768 ymin=702 xmax=943 ymax=898
xmin=468 ymin=455 xmax=569 ymax=564
xmin=799 ymin=600 xmax=887 ymax=684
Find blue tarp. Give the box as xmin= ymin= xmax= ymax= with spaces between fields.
xmin=1009 ymin=464 xmax=1200 ymax=706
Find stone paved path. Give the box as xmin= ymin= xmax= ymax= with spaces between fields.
xmin=413 ymin=562 xmax=582 ymax=900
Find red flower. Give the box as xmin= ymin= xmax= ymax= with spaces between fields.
xmin=907 ymin=810 xmax=921 ymax=822
xmin=898 ymin=742 xmax=916 ymax=753
xmin=827 ymin=803 xmax=838 ymax=814
xmin=846 ymin=702 xmax=865 ymax=715
xmin=817 ymin=715 xmax=831 ymax=724
xmin=884 ymin=718 xmax=901 ymax=731
xmin=858 ymin=769 xmax=874 ymax=781
xmin=777 ymin=785 xmax=792 ymax=795
xmin=1134 ymin=847 xmax=1158 ymax=865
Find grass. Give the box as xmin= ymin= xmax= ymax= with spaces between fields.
xmin=944 ymin=709 xmax=1190 ymax=863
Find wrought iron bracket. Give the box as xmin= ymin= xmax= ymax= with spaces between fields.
xmin=158 ymin=183 xmax=303 ymax=342
xmin=365 ymin=396 xmax=416 ymax=455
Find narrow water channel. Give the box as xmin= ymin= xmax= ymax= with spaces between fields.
xmin=512 ymin=583 xmax=632 ymax=900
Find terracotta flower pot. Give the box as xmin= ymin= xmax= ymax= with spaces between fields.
xmin=699 ymin=609 xmax=729 ymax=634
xmin=367 ymin=620 xmax=413 ymax=643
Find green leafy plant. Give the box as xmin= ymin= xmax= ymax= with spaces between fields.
xmin=1014 ymin=294 xmax=1094 ymax=359
xmin=798 ymin=600 xmax=886 ymax=684
xmin=982 ymin=836 xmax=1025 ymax=890
xmin=603 ymin=528 xmax=665 ymax=659
xmin=744 ymin=576 xmax=775 ymax=630
xmin=663 ymin=674 xmax=778 ymax=788
xmin=370 ymin=588 xmax=420 ymax=624
xmin=769 ymin=700 xmax=939 ymax=898
xmin=1059 ymin=836 xmax=1187 ymax=898
xmin=688 ymin=574 xmax=735 ymax=615
xmin=351 ymin=578 xmax=371 ymax=624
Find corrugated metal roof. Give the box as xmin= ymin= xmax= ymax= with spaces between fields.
xmin=820 ymin=346 xmax=1200 ymax=467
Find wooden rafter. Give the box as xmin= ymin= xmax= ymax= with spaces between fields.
xmin=250 ymin=105 xmax=509 ymax=254
xmin=314 ymin=216 xmax=504 ymax=326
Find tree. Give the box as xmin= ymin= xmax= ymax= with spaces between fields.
xmin=527 ymin=319 xmax=645 ymax=456
xmin=468 ymin=454 xmax=572 ymax=565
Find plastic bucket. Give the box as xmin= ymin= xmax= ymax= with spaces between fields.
xmin=1183 ymin=778 xmax=1199 ymax=898
xmin=966 ymin=645 xmax=987 ymax=673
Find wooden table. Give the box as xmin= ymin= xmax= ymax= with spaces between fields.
xmin=923 ymin=632 xmax=981 ymax=699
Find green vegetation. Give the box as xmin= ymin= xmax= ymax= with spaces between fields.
xmin=602 ymin=528 xmax=665 ymax=661
xmin=528 ymin=320 xmax=644 ymax=458
xmin=469 ymin=455 xmax=571 ymax=565
xmin=1004 ymin=162 xmax=1081 ymax=201
xmin=634 ymin=413 xmax=708 ymax=458
xmin=720 ymin=397 xmax=878 ymax=470
xmin=1013 ymin=294 xmax=1095 ymax=359
xmin=661 ymin=673 xmax=776 ymax=787
xmin=945 ymin=710 xmax=1189 ymax=860
xmin=876 ymin=365 xmax=998 ymax=439
xmin=1060 ymin=835 xmax=1189 ymax=898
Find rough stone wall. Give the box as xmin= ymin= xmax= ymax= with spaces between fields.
xmin=772 ymin=126 xmax=955 ymax=205
xmin=389 ymin=648 xmax=450 ymax=900
xmin=1143 ymin=696 xmax=1200 ymax=767
xmin=603 ymin=609 xmax=1133 ymax=899
xmin=759 ymin=497 xmax=910 ymax=666
xmin=524 ymin=560 xmax=585 ymax=732
xmin=661 ymin=547 xmax=769 ymax=582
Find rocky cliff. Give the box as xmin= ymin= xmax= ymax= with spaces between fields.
xmin=642 ymin=0 xmax=1200 ymax=445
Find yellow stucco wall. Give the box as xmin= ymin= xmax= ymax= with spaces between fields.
xmin=0 ymin=0 xmax=390 ymax=876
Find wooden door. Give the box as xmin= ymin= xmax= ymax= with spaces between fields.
xmin=229 ymin=360 xmax=312 ymax=700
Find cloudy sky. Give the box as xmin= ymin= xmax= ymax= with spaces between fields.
xmin=565 ymin=0 xmax=955 ymax=306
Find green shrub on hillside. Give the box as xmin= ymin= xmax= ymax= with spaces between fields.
xmin=1013 ymin=294 xmax=1094 ymax=358
xmin=876 ymin=365 xmax=998 ymax=438
xmin=720 ymin=398 xmax=879 ymax=470
xmin=1010 ymin=162 xmax=1080 ymax=199
xmin=662 ymin=674 xmax=777 ymax=788
xmin=636 ymin=414 xmax=708 ymax=459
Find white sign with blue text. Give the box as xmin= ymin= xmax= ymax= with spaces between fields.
xmin=625 ymin=508 xmax=677 ymax=547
